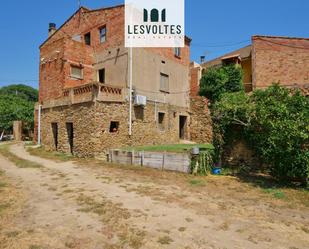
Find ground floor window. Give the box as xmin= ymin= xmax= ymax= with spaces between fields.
xmin=134 ymin=106 xmax=144 ymax=121
xmin=110 ymin=121 xmax=119 ymax=133
xmin=158 ymin=112 xmax=165 ymax=131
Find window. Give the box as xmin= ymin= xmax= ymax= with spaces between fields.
xmin=99 ymin=26 xmax=107 ymax=43
xmin=84 ymin=32 xmax=91 ymax=45
xmin=158 ymin=112 xmax=165 ymax=131
xmin=71 ymin=66 xmax=83 ymax=79
xmin=98 ymin=68 xmax=105 ymax=83
xmin=134 ymin=106 xmax=144 ymax=121
xmin=109 ymin=121 xmax=119 ymax=133
xmin=175 ymin=47 xmax=181 ymax=57
xmin=160 ymin=73 xmax=169 ymax=92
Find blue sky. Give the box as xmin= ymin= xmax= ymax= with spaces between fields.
xmin=0 ymin=0 xmax=308 ymax=88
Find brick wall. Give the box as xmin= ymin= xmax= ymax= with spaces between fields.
xmin=252 ymin=36 xmax=309 ymax=89
xmin=39 ymin=5 xmax=191 ymax=102
xmin=190 ymin=66 xmax=201 ymax=96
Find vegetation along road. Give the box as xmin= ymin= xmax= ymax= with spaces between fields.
xmin=0 ymin=143 xmax=308 ymax=249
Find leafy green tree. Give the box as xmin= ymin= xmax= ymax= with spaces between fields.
xmin=199 ymin=64 xmax=244 ymax=102
xmin=0 ymin=84 xmax=38 ymax=102
xmin=0 ymin=84 xmax=38 ymax=133
xmin=249 ymin=85 xmax=309 ymax=182
xmin=212 ymin=84 xmax=309 ymax=184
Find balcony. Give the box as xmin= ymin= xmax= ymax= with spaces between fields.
xmin=42 ymin=83 xmax=126 ymax=109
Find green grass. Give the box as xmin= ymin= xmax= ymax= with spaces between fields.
xmin=124 ymin=144 xmax=214 ymax=153
xmin=188 ymin=178 xmax=207 ymax=186
xmin=0 ymin=145 xmax=43 ymax=168
xmin=263 ymin=188 xmax=287 ymax=199
xmin=27 ymin=146 xmax=74 ymax=162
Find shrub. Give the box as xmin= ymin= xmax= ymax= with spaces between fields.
xmin=212 ymin=84 xmax=309 ymax=184
xmin=199 ymin=64 xmax=244 ymax=102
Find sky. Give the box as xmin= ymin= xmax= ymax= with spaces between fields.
xmin=0 ymin=0 xmax=308 ymax=89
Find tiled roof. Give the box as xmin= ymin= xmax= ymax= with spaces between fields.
xmin=201 ymin=45 xmax=252 ymax=69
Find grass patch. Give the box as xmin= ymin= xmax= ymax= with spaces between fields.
xmin=263 ymin=188 xmax=287 ymax=199
xmin=0 ymin=145 xmax=42 ymax=168
xmin=157 ymin=236 xmax=173 ymax=245
xmin=124 ymin=144 xmax=213 ymax=153
xmin=27 ymin=146 xmax=74 ymax=162
xmin=189 ymin=178 xmax=206 ymax=186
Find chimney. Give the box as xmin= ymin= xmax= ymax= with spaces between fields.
xmin=48 ymin=23 xmax=57 ymax=37
xmin=200 ymin=56 xmax=205 ymax=64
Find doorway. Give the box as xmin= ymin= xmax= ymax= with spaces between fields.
xmin=66 ymin=122 xmax=74 ymax=154
xmin=51 ymin=123 xmax=58 ymax=150
xmin=179 ymin=116 xmax=187 ymax=139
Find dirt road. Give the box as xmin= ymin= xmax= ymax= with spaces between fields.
xmin=0 ymin=143 xmax=308 ymax=249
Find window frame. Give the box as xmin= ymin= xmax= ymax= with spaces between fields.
xmin=174 ymin=47 xmax=181 ymax=58
xmin=158 ymin=112 xmax=166 ymax=131
xmin=84 ymin=32 xmax=91 ymax=46
xmin=70 ymin=65 xmax=83 ymax=80
xmin=99 ymin=25 xmax=107 ymax=43
xmin=98 ymin=68 xmax=105 ymax=83
xmin=160 ymin=73 xmax=169 ymax=93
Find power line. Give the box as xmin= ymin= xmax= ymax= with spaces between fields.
xmin=190 ymin=39 xmax=250 ymax=48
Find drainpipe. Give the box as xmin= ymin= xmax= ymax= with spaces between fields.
xmin=129 ymin=47 xmax=133 ymax=136
xmin=38 ymin=104 xmax=42 ymax=145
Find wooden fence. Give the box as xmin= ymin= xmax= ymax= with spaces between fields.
xmin=108 ymin=150 xmax=191 ymax=173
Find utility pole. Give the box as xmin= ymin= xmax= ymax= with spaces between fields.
xmin=129 ymin=47 xmax=133 ymax=136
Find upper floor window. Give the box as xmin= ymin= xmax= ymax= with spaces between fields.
xmin=99 ymin=26 xmax=107 ymax=43
xmin=160 ymin=73 xmax=169 ymax=93
xmin=71 ymin=65 xmax=83 ymax=79
xmin=98 ymin=68 xmax=105 ymax=83
xmin=174 ymin=47 xmax=181 ymax=57
xmin=84 ymin=32 xmax=91 ymax=45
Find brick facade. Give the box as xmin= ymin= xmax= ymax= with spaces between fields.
xmin=252 ymin=36 xmax=309 ymax=89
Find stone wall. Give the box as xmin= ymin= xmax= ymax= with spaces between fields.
xmin=40 ymin=100 xmax=191 ymax=157
xmin=190 ymin=97 xmax=213 ymax=144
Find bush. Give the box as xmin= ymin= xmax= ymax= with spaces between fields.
xmin=199 ymin=64 xmax=244 ymax=102
xmin=212 ymin=84 xmax=309 ymax=184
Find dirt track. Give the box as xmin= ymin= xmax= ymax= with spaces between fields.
xmin=0 ymin=143 xmax=308 ymax=249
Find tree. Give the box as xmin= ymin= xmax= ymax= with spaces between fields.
xmin=212 ymin=84 xmax=309 ymax=184
xmin=0 ymin=84 xmax=38 ymax=134
xmin=199 ymin=64 xmax=244 ymax=102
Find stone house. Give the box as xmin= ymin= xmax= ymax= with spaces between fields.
xmin=190 ymin=35 xmax=309 ymax=96
xmin=35 ymin=5 xmax=212 ymax=157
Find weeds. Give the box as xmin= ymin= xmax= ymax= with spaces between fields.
xmin=27 ymin=146 xmax=74 ymax=162
xmin=157 ymin=236 xmax=173 ymax=245
xmin=189 ymin=179 xmax=206 ymax=186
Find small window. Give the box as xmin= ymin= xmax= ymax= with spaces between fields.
xmin=158 ymin=112 xmax=165 ymax=131
xmin=109 ymin=121 xmax=119 ymax=133
xmin=84 ymin=32 xmax=91 ymax=45
xmin=98 ymin=68 xmax=105 ymax=83
xmin=99 ymin=26 xmax=107 ymax=43
xmin=134 ymin=106 xmax=144 ymax=121
xmin=174 ymin=47 xmax=181 ymax=57
xmin=160 ymin=73 xmax=169 ymax=92
xmin=71 ymin=66 xmax=83 ymax=79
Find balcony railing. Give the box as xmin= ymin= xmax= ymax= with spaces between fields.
xmin=42 ymin=83 xmax=126 ymax=108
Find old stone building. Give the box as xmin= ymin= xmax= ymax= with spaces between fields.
xmin=35 ymin=5 xmax=212 ymax=157
xmin=191 ymin=35 xmax=309 ymax=96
